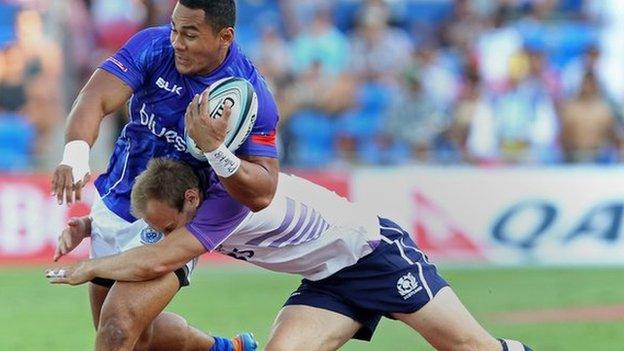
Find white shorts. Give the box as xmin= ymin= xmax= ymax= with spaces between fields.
xmin=90 ymin=193 xmax=197 ymax=288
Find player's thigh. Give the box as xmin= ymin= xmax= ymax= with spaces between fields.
xmin=99 ymin=272 xmax=180 ymax=335
xmin=266 ymin=305 xmax=361 ymax=351
xmin=90 ymin=282 xmax=110 ymax=329
xmin=392 ymin=286 xmax=499 ymax=351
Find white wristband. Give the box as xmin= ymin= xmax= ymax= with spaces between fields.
xmin=204 ymin=144 xmax=241 ymax=178
xmin=60 ymin=140 xmax=91 ymax=184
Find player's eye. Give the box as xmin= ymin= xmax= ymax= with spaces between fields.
xmin=186 ymin=34 xmax=197 ymax=39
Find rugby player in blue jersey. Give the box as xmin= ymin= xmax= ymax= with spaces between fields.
xmin=49 ymin=1 xmax=277 ymax=350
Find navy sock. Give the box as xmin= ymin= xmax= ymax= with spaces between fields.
xmin=210 ymin=336 xmax=234 ymax=351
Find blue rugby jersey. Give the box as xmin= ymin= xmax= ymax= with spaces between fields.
xmin=95 ymin=26 xmax=279 ymax=222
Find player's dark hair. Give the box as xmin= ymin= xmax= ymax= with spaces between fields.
xmin=131 ymin=158 xmax=199 ymax=217
xmin=179 ymin=0 xmax=236 ymax=31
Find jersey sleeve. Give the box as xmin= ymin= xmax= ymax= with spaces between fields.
xmin=185 ymin=193 xmax=251 ymax=251
xmin=235 ymin=77 xmax=279 ymax=158
xmin=99 ymin=27 xmax=163 ymax=91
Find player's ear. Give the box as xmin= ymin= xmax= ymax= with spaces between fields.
xmin=219 ymin=27 xmax=234 ymax=48
xmin=184 ymin=188 xmax=201 ymax=209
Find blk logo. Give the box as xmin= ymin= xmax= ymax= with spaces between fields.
xmin=156 ymin=77 xmax=183 ymax=96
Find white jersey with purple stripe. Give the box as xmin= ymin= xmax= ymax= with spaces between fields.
xmin=186 ymin=174 xmax=382 ymax=281
xmin=95 ymin=26 xmax=279 ymax=222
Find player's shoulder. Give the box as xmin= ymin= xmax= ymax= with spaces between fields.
xmin=124 ymin=26 xmax=172 ymax=55
xmin=124 ymin=26 xmax=173 ymax=69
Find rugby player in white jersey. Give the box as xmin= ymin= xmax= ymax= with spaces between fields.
xmin=48 ymin=158 xmax=533 ymax=351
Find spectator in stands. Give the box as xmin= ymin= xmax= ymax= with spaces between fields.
xmin=251 ymin=22 xmax=291 ymax=88
xmin=0 ymin=44 xmax=28 ymax=114
xmin=347 ymin=0 xmax=413 ymax=84
xmin=562 ymin=45 xmax=602 ymax=99
xmin=0 ymin=44 xmax=34 ymax=170
xmin=475 ymin=4 xmax=522 ymax=92
xmin=449 ymin=68 xmax=498 ymax=163
xmin=279 ymin=0 xmax=334 ymax=38
xmin=290 ymin=7 xmax=348 ymax=77
xmin=381 ymin=67 xmax=449 ymax=163
xmin=14 ymin=8 xmax=63 ymax=167
xmin=413 ymin=45 xmax=460 ymax=115
xmin=495 ymin=47 xmax=559 ymax=164
xmin=440 ymin=0 xmax=483 ymax=53
xmin=560 ymin=71 xmax=622 ymax=163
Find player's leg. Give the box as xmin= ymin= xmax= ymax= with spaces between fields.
xmin=93 ymin=275 xmax=248 ymax=351
xmin=146 ymin=312 xmax=257 ymax=351
xmin=95 ymin=272 xmax=186 ymax=351
xmin=89 ymin=282 xmax=110 ymax=328
xmin=265 ymin=305 xmax=361 ymax=351
xmin=377 ymin=218 xmax=531 ymax=350
xmin=392 ymin=286 xmax=501 ymax=351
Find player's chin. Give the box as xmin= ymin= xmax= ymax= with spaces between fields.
xmin=174 ymin=61 xmax=194 ymax=75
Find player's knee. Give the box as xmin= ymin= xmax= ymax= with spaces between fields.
xmin=98 ymin=316 xmax=133 ymax=350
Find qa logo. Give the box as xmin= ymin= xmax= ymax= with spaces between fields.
xmin=397 ymin=272 xmax=421 ymax=300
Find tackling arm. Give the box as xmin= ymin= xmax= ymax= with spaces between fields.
xmin=46 ymin=227 xmax=207 ymax=285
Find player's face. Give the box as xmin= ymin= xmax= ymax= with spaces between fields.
xmin=142 ymin=190 xmax=200 ymax=235
xmin=170 ymin=3 xmax=234 ymax=75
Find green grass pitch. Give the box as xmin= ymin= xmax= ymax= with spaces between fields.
xmin=1 ymin=266 xmax=623 ymax=350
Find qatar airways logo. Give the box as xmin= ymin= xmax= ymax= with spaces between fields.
xmin=139 ymin=103 xmax=187 ymax=151
xmin=156 ymin=77 xmax=183 ymax=96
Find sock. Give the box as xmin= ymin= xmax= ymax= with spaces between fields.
xmin=499 ymin=338 xmax=533 ymax=351
xmin=209 ymin=336 xmax=234 ymax=351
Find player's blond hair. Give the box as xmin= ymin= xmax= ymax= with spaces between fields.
xmin=131 ymin=158 xmax=199 ymax=217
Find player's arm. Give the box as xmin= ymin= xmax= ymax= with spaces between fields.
xmin=219 ymin=155 xmax=278 ymax=212
xmin=51 ymin=69 xmax=133 ymax=205
xmin=46 ymin=227 xmax=206 ymax=285
xmin=186 ymin=92 xmax=278 ymax=212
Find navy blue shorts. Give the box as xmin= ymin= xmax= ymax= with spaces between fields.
xmin=284 ymin=217 xmax=449 ymax=341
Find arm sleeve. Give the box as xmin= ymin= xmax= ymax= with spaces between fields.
xmin=235 ymin=77 xmax=279 ymax=158
xmin=185 ymin=193 xmax=251 ymax=251
xmin=99 ymin=28 xmax=162 ymax=91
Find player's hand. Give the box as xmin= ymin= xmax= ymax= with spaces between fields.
xmin=185 ymin=90 xmax=232 ymax=152
xmin=51 ymin=164 xmax=90 ymax=206
xmin=54 ymin=217 xmax=91 ymax=262
xmin=45 ymin=260 xmax=94 ymax=286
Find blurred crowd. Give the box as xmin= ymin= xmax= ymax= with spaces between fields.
xmin=1 ymin=0 xmax=624 ymax=171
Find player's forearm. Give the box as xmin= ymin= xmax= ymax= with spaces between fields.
xmin=88 ymin=246 xmax=174 ymax=282
xmin=220 ymin=158 xmax=278 ymax=212
xmin=64 ymin=88 xmax=113 ymax=145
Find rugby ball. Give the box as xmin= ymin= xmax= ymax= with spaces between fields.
xmin=185 ymin=77 xmax=258 ymax=160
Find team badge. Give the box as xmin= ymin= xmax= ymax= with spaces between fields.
xmin=397 ymin=272 xmax=421 ymax=300
xmin=140 ymin=227 xmax=164 ymax=245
